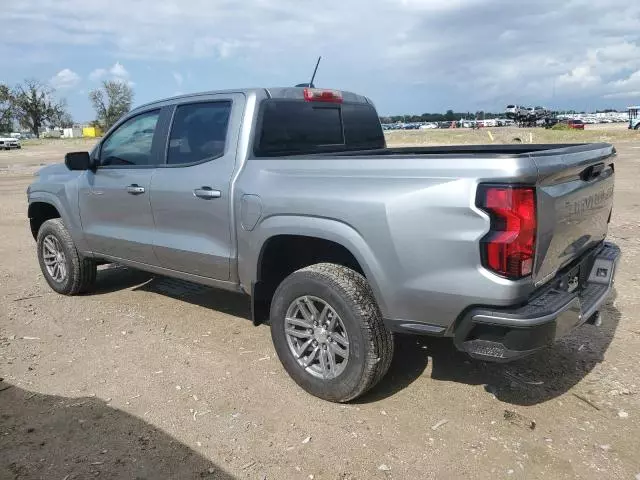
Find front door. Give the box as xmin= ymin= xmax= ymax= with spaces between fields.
xmin=150 ymin=94 xmax=244 ymax=280
xmin=78 ymin=109 xmax=164 ymax=265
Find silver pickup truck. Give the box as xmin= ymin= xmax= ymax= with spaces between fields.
xmin=27 ymin=87 xmax=620 ymax=402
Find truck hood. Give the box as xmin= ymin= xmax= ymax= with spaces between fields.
xmin=30 ymin=163 xmax=83 ymax=193
xmin=35 ymin=163 xmax=74 ymax=178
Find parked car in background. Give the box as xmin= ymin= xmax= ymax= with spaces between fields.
xmin=533 ymin=107 xmax=548 ymax=117
xmin=0 ymin=136 xmax=21 ymax=150
xmin=563 ymin=119 xmax=585 ymax=130
xmin=505 ymin=105 xmax=526 ymax=119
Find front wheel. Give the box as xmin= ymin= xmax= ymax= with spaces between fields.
xmin=37 ymin=218 xmax=97 ymax=295
xmin=270 ymin=263 xmax=394 ymax=402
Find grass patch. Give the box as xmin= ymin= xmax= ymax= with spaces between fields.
xmin=385 ymin=126 xmax=637 ymax=147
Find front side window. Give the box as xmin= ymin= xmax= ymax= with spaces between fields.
xmin=167 ymin=101 xmax=231 ymax=165
xmin=100 ymin=110 xmax=160 ymax=167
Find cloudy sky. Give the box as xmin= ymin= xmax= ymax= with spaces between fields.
xmin=2 ymin=0 xmax=640 ymax=121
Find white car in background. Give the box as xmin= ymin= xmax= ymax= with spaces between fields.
xmin=505 ymin=105 xmax=527 ymax=119
xmin=0 ymin=136 xmax=21 ymax=150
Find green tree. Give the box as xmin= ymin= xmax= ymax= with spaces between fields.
xmin=89 ymin=80 xmax=133 ymax=130
xmin=444 ymin=109 xmax=455 ymax=121
xmin=12 ymin=79 xmax=67 ymax=136
xmin=50 ymin=107 xmax=74 ymax=128
xmin=0 ymin=84 xmax=15 ymax=132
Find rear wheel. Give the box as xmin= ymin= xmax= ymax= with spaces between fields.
xmin=270 ymin=263 xmax=394 ymax=402
xmin=37 ymin=218 xmax=96 ymax=295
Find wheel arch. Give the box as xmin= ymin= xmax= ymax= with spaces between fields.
xmin=246 ymin=215 xmax=387 ymax=325
xmin=28 ymin=200 xmax=62 ymax=240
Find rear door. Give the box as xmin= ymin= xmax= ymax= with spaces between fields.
xmin=78 ymin=108 xmax=168 ymax=264
xmin=149 ymin=93 xmax=244 ymax=280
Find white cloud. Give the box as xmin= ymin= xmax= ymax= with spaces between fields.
xmin=3 ymin=1 xmax=640 ymax=110
xmin=604 ymin=91 xmax=640 ymax=99
xmin=557 ymin=66 xmax=601 ymax=90
xmin=50 ymin=68 xmax=80 ymax=89
xmin=110 ymin=62 xmax=129 ymax=79
xmin=89 ymin=68 xmax=107 ymax=81
xmin=172 ymin=72 xmax=183 ymax=86
xmin=89 ymin=62 xmax=134 ymax=86
xmin=604 ymin=70 xmax=640 ymax=100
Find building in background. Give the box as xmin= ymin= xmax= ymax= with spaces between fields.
xmin=63 ymin=127 xmax=83 ymax=138
xmin=82 ymin=126 xmax=103 ymax=138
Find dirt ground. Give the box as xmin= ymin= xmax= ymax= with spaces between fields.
xmin=1 ymin=131 xmax=639 ymax=480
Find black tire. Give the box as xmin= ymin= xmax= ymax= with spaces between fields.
xmin=270 ymin=263 xmax=394 ymax=402
xmin=36 ymin=218 xmax=96 ymax=295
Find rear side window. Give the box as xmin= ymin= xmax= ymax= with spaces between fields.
xmin=167 ymin=101 xmax=231 ymax=165
xmin=255 ymin=100 xmax=384 ymax=156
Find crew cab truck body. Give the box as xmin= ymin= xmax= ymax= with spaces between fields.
xmin=27 ymin=87 xmax=620 ymax=401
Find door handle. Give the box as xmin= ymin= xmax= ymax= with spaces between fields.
xmin=193 ymin=187 xmax=221 ymax=199
xmin=126 ymin=184 xmax=145 ymax=195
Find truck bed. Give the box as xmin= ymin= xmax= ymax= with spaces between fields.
xmin=324 ymin=143 xmax=607 ymax=158
xmin=256 ymin=141 xmax=615 ymax=310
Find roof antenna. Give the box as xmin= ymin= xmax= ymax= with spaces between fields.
xmin=295 ymin=56 xmax=322 ymax=88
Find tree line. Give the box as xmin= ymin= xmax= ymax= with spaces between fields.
xmin=0 ymin=79 xmax=133 ymax=136
xmin=379 ymin=110 xmax=501 ymax=123
xmin=379 ymin=108 xmax=622 ymax=124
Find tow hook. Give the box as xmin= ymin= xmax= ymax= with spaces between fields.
xmin=586 ymin=311 xmax=602 ymax=327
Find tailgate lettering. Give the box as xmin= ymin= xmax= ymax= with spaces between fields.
xmin=564 ymin=185 xmax=613 ymax=220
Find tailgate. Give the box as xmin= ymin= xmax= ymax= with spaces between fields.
xmin=532 ymin=143 xmax=615 ymax=285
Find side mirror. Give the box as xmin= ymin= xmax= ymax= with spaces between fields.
xmin=65 ymin=151 xmax=92 ymax=171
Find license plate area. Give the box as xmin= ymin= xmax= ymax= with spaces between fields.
xmin=559 ymin=264 xmax=582 ymax=293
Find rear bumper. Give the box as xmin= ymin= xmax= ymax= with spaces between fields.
xmin=454 ymin=242 xmax=620 ymax=362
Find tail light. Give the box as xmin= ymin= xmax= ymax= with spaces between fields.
xmin=303 ymin=88 xmax=343 ymax=103
xmin=477 ymin=185 xmax=537 ymax=279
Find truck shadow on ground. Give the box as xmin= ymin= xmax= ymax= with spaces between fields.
xmin=89 ymin=266 xmax=622 ymax=406
xmin=359 ymin=302 xmax=622 ymax=406
xmin=0 ymin=382 xmax=235 ymax=480
xmin=90 ymin=266 xmax=252 ymax=320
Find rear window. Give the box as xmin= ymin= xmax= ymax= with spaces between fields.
xmin=255 ymin=100 xmax=384 ymax=156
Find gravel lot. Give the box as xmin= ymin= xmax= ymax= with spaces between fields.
xmin=1 ymin=133 xmax=639 ymax=479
